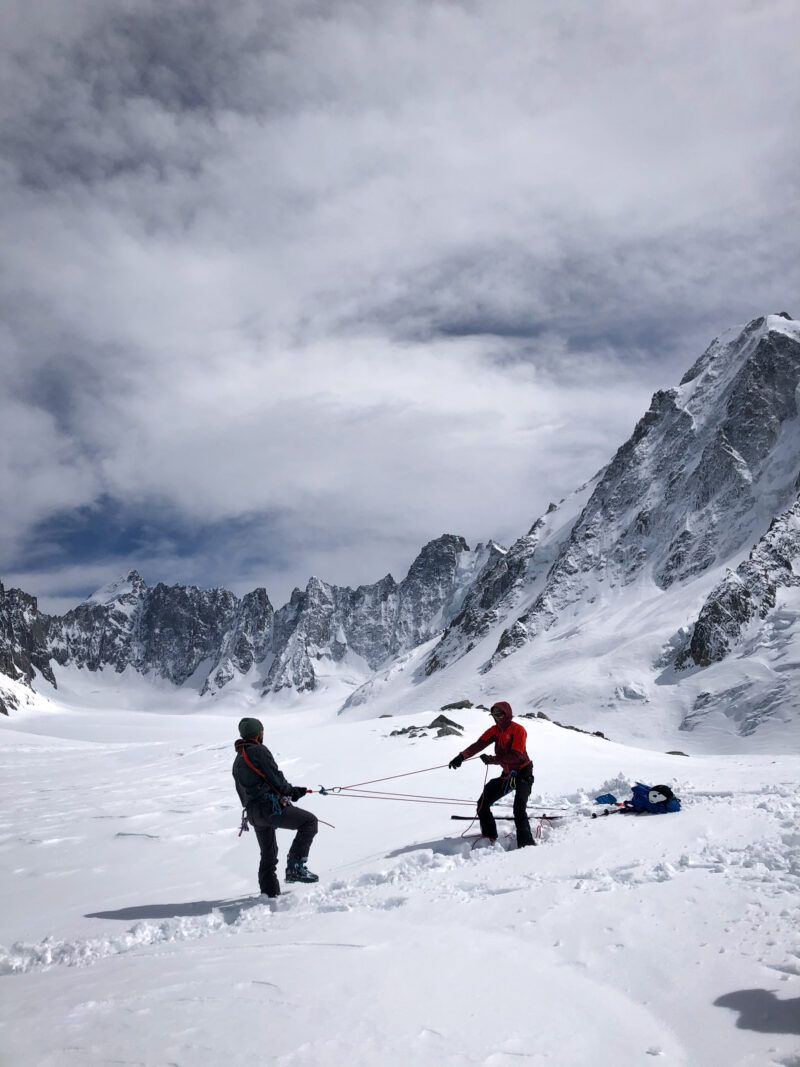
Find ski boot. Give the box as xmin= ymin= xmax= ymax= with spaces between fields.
xmin=285 ymin=858 xmax=319 ymax=884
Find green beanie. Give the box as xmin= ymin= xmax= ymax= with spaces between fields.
xmin=238 ymin=717 xmax=264 ymax=739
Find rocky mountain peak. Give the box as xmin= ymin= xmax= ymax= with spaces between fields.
xmin=262 ymin=533 xmax=476 ymax=694
xmin=0 ymin=580 xmax=55 ymax=702
xmin=85 ymin=569 xmax=148 ymax=606
xmin=485 ymin=314 xmax=800 ymax=669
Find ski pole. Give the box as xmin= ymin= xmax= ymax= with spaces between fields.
xmin=590 ymin=806 xmax=625 ymax=818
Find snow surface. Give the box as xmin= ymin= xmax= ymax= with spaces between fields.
xmin=2 ymin=684 xmax=800 ymax=1066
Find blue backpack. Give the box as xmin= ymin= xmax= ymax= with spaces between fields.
xmin=594 ymin=782 xmax=681 ymax=814
xmin=625 ymin=782 xmax=680 ymax=814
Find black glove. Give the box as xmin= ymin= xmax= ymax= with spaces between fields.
xmin=480 ymin=754 xmax=493 ymax=765
xmin=290 ymin=786 xmax=307 ymax=801
xmin=448 ymin=754 xmax=464 ymax=770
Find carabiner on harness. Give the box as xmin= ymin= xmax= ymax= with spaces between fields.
xmin=238 ymin=808 xmax=250 ymax=837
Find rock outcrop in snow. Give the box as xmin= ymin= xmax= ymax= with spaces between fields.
xmin=676 ymin=495 xmax=800 ymax=667
xmin=0 ymin=582 xmax=54 ymax=713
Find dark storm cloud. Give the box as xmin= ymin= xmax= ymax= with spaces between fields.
xmin=2 ymin=0 xmax=798 ymax=609
xmin=3 ymin=0 xmax=277 ymax=189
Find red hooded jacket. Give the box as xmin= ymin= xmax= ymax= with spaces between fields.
xmin=459 ymin=701 xmax=531 ymax=774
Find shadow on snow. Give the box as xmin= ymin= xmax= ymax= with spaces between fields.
xmin=85 ymin=897 xmax=260 ymax=922
xmin=714 ymin=989 xmax=800 ymax=1035
xmin=386 ymin=835 xmax=511 ymax=858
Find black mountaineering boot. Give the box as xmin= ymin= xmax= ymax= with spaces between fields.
xmin=285 ymin=858 xmax=319 ymax=884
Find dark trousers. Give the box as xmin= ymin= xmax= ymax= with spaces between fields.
xmin=477 ymin=767 xmax=534 ymax=847
xmin=253 ymin=804 xmax=318 ymax=896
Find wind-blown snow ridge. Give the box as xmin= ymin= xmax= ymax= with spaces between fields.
xmin=3 ymin=781 xmax=797 ymax=978
xmin=0 ymin=910 xmax=236 ymax=975
xmin=0 ymin=849 xmax=470 ymax=975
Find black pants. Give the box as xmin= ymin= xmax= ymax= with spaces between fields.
xmin=253 ymin=804 xmax=318 ymax=896
xmin=477 ymin=767 xmax=534 ymax=847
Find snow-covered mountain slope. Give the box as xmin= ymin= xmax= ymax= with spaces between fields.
xmin=1 ymin=314 xmax=799 ymax=745
xmin=342 ymin=315 xmax=800 ymax=744
xmin=421 ymin=479 xmax=600 ymax=677
xmin=1 ymin=700 xmax=798 ymax=1066
xmin=487 ymin=313 xmax=800 ymax=668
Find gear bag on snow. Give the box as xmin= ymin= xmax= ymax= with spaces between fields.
xmin=595 ymin=782 xmax=681 ymax=814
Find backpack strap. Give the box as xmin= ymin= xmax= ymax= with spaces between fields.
xmin=239 ymin=742 xmax=267 ymax=780
xmin=238 ymin=743 xmax=285 ymax=818
xmin=238 ymin=743 xmax=281 ymax=795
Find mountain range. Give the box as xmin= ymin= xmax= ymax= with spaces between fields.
xmin=2 ymin=313 xmax=799 ymax=741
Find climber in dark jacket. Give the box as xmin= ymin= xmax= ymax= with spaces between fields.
xmin=232 ymin=717 xmax=318 ymax=897
xmin=448 ymin=701 xmax=535 ymax=847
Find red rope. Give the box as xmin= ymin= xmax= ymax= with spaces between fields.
xmin=311 ymin=758 xmax=488 ymax=812
xmin=461 ymin=762 xmax=490 ymax=840
xmin=324 ymin=793 xmax=474 ymax=807
xmin=341 ymin=788 xmax=474 ymax=802
xmin=340 ymin=761 xmax=473 ymax=790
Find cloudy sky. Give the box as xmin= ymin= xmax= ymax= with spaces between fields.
xmin=2 ymin=0 xmax=798 ymax=613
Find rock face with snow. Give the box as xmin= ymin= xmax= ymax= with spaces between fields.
xmin=263 ymin=535 xmax=481 ymax=692
xmin=0 ymin=536 xmax=485 ymax=699
xmin=0 ymin=582 xmax=54 ymax=712
xmin=201 ymin=588 xmax=274 ymax=695
xmin=485 ymin=314 xmax=800 ymax=670
xmin=677 ymin=495 xmax=800 ymax=667
xmin=422 ymin=512 xmax=571 ymax=676
xmin=45 ymin=571 xmax=245 ymax=687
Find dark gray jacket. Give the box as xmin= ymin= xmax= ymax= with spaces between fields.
xmin=232 ymin=738 xmax=294 ymax=825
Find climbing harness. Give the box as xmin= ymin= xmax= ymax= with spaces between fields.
xmin=238 ymin=742 xmax=289 ymax=814
xmin=235 ymin=743 xmax=337 ymax=831
xmin=503 ymin=769 xmax=518 ymax=795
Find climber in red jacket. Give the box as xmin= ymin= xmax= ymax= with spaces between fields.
xmin=449 ymin=701 xmax=535 ymax=847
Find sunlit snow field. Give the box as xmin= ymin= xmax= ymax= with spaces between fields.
xmin=1 ymin=680 xmax=799 ymax=1067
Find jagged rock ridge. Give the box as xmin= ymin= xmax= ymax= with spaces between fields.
xmin=0 ymin=582 xmax=55 ymax=713
xmin=421 ymin=495 xmax=594 ymax=677
xmin=0 ymin=535 xmax=486 ymax=699
xmin=261 ymin=535 xmax=485 ymax=692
